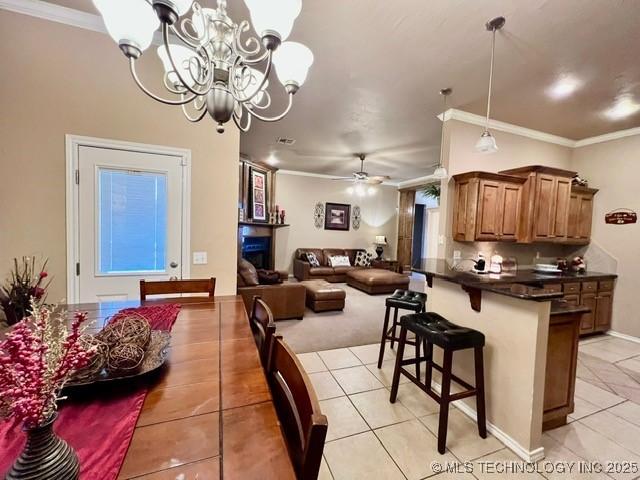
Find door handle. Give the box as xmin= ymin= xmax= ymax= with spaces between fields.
xmin=170 ymin=261 xmax=179 ymax=268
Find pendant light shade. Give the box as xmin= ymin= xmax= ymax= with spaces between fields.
xmin=433 ymin=166 xmax=448 ymax=180
xmin=475 ymin=16 xmax=505 ymax=155
xmin=244 ymin=0 xmax=302 ymax=41
xmin=93 ymin=0 xmax=159 ymax=52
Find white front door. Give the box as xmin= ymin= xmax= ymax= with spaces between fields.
xmin=75 ymin=144 xmax=186 ymax=303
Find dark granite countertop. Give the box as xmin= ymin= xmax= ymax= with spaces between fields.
xmin=412 ymin=259 xmax=617 ymax=302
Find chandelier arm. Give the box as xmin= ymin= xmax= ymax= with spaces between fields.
xmin=129 ymin=58 xmax=198 ymax=106
xmin=181 ymin=100 xmax=208 ymax=123
xmin=245 ymin=93 xmax=294 ymax=122
xmin=161 ymin=23 xmax=211 ymax=97
xmin=233 ymin=21 xmax=264 ymax=60
xmin=230 ymin=50 xmax=274 ymax=104
xmin=233 ymin=108 xmax=252 ymax=132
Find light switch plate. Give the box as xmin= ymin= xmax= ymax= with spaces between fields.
xmin=193 ymin=251 xmax=207 ymax=265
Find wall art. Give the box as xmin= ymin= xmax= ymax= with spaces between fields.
xmin=605 ymin=208 xmax=637 ymax=225
xmin=324 ymin=203 xmax=350 ymax=231
xmin=352 ymin=205 xmax=361 ymax=230
xmin=249 ymin=167 xmax=267 ymax=222
xmin=314 ymin=202 xmax=325 ymax=229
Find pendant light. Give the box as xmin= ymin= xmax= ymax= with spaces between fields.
xmin=433 ymin=88 xmax=452 ymax=179
xmin=475 ymin=16 xmax=505 ymax=154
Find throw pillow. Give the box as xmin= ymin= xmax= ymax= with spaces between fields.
xmin=354 ymin=251 xmax=373 ymax=267
xmin=238 ymin=258 xmax=260 ymax=286
xmin=328 ymin=255 xmax=351 ymax=267
xmin=306 ymin=252 xmax=320 ymax=267
xmin=257 ymin=269 xmax=283 ymax=285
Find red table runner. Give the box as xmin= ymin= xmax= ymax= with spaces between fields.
xmin=0 ymin=303 xmax=181 ymax=479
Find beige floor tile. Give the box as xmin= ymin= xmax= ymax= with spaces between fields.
xmin=365 ymin=360 xmax=411 ymax=387
xmin=567 ymin=395 xmax=603 ymax=421
xmin=540 ymin=434 xmax=609 ymax=479
xmin=419 ymin=410 xmax=504 ymax=462
xmin=580 ymin=410 xmax=640 ymax=456
xmin=546 ymin=422 xmax=640 ymax=480
xmin=579 ymin=335 xmax=609 ymax=346
xmin=309 ymin=371 xmax=345 ymax=400
xmin=374 ymin=419 xmax=457 ymax=480
xmin=574 ymin=378 xmax=626 ymax=409
xmin=318 ymin=348 xmax=362 ymax=370
xmin=391 ymin=382 xmax=441 ymax=417
xmin=616 ymin=356 xmax=640 ymax=375
xmin=298 ymin=352 xmax=328 ymax=374
xmin=350 ymin=388 xmax=414 ymax=429
xmin=318 ymin=456 xmax=333 ymax=480
xmin=608 ymin=400 xmax=640 ymax=428
xmin=331 ymin=366 xmax=384 ymax=395
xmin=473 ymin=448 xmax=545 ymax=479
xmin=580 ymin=339 xmax=640 ymax=363
xmin=323 ymin=431 xmax=405 ymax=480
xmin=349 ymin=343 xmax=383 ymax=364
xmin=319 ymin=396 xmax=370 ymax=442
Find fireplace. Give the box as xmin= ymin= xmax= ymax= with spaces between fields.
xmin=241 ymin=236 xmax=271 ymax=270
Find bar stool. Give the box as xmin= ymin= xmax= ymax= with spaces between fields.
xmin=377 ymin=290 xmax=427 ymax=370
xmin=389 ymin=312 xmax=486 ymax=454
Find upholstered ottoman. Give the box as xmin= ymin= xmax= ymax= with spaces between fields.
xmin=300 ymin=280 xmax=346 ymax=312
xmin=346 ymin=268 xmax=410 ymax=295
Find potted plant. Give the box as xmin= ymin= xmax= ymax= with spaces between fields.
xmin=1 ymin=257 xmax=51 ymax=326
xmin=421 ymin=183 xmax=441 ymax=203
xmin=0 ymin=300 xmax=94 ymax=479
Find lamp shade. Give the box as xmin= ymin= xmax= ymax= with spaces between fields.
xmin=157 ymin=44 xmax=198 ymax=87
xmin=433 ymin=165 xmax=448 ymax=179
xmin=273 ymin=42 xmax=314 ymax=86
xmin=374 ymin=236 xmax=388 ymax=245
xmin=243 ymin=0 xmax=301 ymax=40
xmin=94 ymin=0 xmax=159 ymax=52
xmin=475 ymin=130 xmax=498 ymax=154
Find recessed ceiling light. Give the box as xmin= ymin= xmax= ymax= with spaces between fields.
xmin=547 ymin=75 xmax=582 ymax=100
xmin=604 ymin=94 xmax=640 ymax=120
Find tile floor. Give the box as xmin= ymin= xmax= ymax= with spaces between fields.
xmin=298 ymin=334 xmax=640 ymax=480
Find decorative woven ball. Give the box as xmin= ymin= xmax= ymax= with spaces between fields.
xmin=71 ymin=335 xmax=108 ymax=382
xmin=107 ymin=343 xmax=145 ymax=374
xmin=98 ymin=313 xmax=151 ymax=350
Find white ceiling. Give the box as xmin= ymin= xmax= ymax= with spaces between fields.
xmin=44 ymin=0 xmax=640 ymax=180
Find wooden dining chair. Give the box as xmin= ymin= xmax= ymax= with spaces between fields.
xmin=268 ymin=336 xmax=328 ymax=480
xmin=139 ymin=278 xmax=216 ymax=301
xmin=250 ymin=296 xmax=276 ymax=369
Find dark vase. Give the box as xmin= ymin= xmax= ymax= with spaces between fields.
xmin=6 ymin=414 xmax=79 ymax=480
xmin=1 ymin=303 xmax=21 ymax=326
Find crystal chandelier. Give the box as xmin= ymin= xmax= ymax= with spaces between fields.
xmin=93 ymin=0 xmax=314 ymax=133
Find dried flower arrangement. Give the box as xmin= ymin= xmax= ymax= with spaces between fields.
xmin=0 ymin=300 xmax=94 ymax=427
xmin=1 ymin=257 xmax=51 ymax=326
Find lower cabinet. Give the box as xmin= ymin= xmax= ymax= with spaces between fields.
xmin=562 ymin=280 xmax=614 ymax=335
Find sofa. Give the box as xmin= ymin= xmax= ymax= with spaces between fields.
xmin=293 ymin=248 xmax=366 ymax=282
xmin=237 ymin=258 xmax=306 ymax=320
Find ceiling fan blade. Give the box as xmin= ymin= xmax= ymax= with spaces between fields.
xmin=332 ymin=177 xmax=357 ymax=181
xmin=367 ymin=176 xmax=390 ymax=184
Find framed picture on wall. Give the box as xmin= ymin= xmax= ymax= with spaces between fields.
xmin=324 ymin=202 xmax=351 ymax=231
xmin=249 ymin=167 xmax=268 ymax=222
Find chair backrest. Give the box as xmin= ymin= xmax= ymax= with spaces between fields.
xmin=139 ymin=278 xmax=216 ymax=301
xmin=268 ymin=336 xmax=328 ymax=480
xmin=250 ymin=296 xmax=276 ymax=368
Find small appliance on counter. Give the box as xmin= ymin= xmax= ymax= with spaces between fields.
xmin=570 ymin=256 xmax=586 ymax=273
xmin=489 ymin=254 xmax=503 ymax=274
xmin=534 ymin=263 xmax=563 ymax=274
xmin=502 ymin=257 xmax=518 ymax=274
xmin=472 ymin=253 xmax=487 ymax=274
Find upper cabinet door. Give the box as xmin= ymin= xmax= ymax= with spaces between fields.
xmin=533 ymin=174 xmax=556 ymax=240
xmin=567 ymin=192 xmax=580 ymax=239
xmin=577 ymin=195 xmax=594 ymax=239
xmin=552 ymin=177 xmax=571 ymax=240
xmin=475 ymin=179 xmax=502 ymax=240
xmin=500 ymin=183 xmax=522 ymax=241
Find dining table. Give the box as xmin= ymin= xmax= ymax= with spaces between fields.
xmin=66 ymin=295 xmax=296 ymax=480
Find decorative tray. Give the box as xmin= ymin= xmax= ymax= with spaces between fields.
xmin=65 ymin=330 xmax=171 ymax=388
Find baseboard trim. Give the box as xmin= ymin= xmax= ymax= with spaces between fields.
xmin=606 ymin=330 xmax=640 ymax=344
xmin=430 ymin=381 xmax=545 ymax=462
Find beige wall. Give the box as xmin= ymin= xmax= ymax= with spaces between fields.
xmin=438 ymin=120 xmax=574 ymax=258
xmin=0 ymin=11 xmax=240 ymax=300
xmin=570 ymin=136 xmax=640 ymax=337
xmin=273 ymin=173 xmax=398 ymax=272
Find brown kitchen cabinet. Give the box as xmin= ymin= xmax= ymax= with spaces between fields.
xmin=452 ymin=172 xmax=525 ymax=242
xmin=566 ymin=186 xmax=598 ymax=245
xmin=499 ymin=166 xmax=576 ymax=243
xmin=561 ymin=280 xmax=615 ymax=335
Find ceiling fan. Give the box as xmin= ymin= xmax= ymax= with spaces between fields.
xmin=333 ymin=154 xmax=391 ymax=185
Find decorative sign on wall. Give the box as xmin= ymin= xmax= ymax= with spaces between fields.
xmin=605 ymin=208 xmax=637 ymax=225
xmin=352 ymin=205 xmax=361 ymax=230
xmin=314 ymin=202 xmax=325 ymax=229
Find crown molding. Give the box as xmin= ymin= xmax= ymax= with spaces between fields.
xmin=574 ymin=126 xmax=640 ymax=148
xmin=438 ymin=109 xmax=576 ymax=147
xmin=0 ymin=0 xmax=105 ymax=33
xmin=397 ymin=175 xmax=440 ymax=189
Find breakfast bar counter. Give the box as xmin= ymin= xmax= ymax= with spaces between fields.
xmin=410 ymin=260 xmax=616 ymax=462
